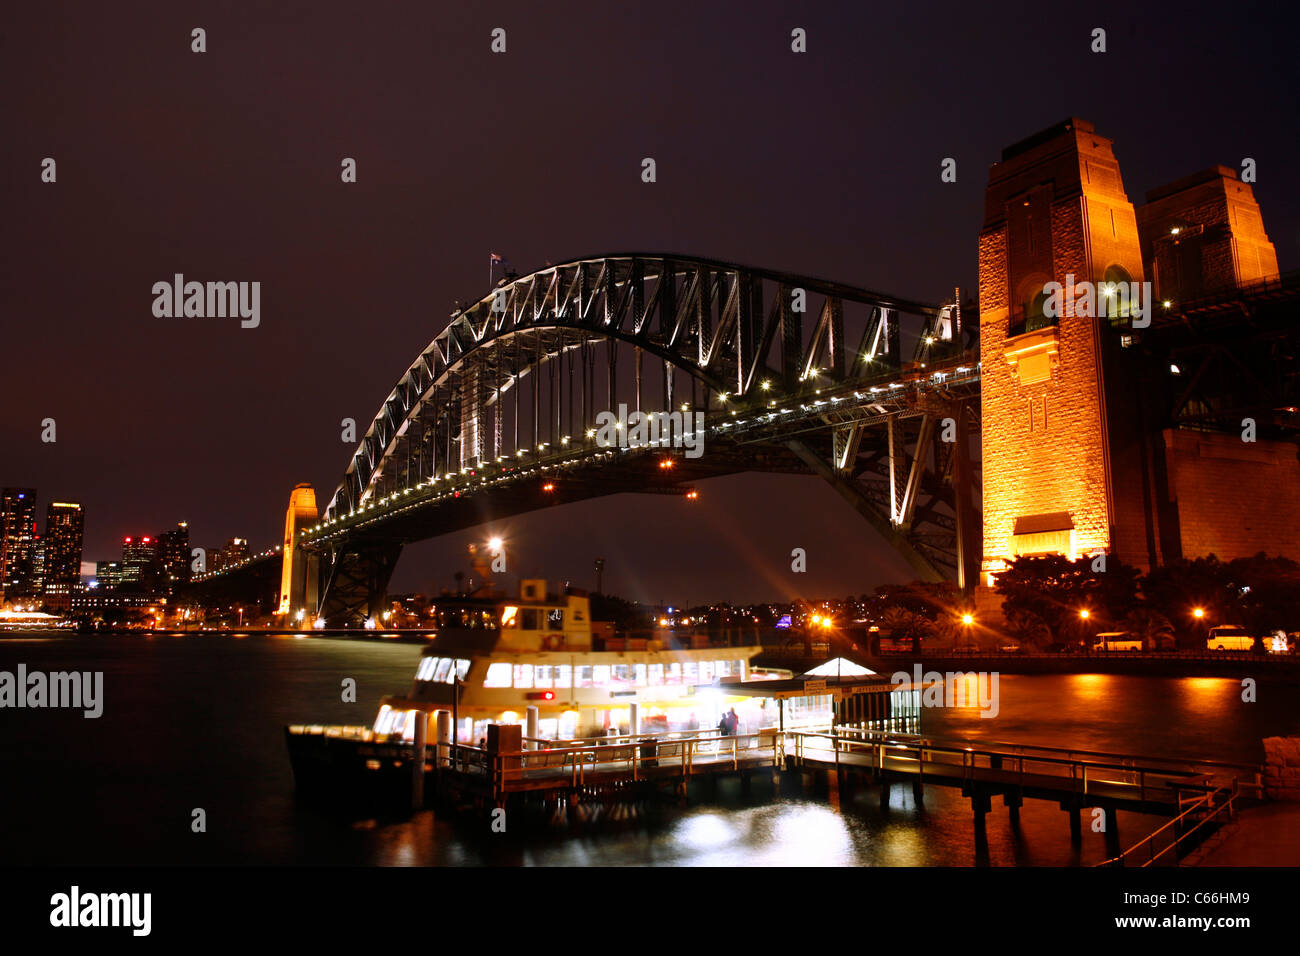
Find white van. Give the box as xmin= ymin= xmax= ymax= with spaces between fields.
xmin=1207 ymin=626 xmax=1255 ymax=651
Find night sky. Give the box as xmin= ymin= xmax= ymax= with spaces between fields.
xmin=3 ymin=1 xmax=1296 ymax=605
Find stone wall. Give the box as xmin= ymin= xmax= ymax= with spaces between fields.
xmin=1263 ymin=737 xmax=1300 ymax=801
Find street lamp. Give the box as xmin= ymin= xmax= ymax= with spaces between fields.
xmin=1192 ymin=607 xmax=1205 ymax=619
xmin=1078 ymin=609 xmax=1090 ymax=620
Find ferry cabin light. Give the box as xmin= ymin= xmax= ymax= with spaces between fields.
xmin=525 ymin=691 xmax=555 ymax=701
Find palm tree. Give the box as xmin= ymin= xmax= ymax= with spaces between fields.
xmin=1123 ymin=607 xmax=1174 ymax=651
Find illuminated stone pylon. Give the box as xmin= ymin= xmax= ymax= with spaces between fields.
xmin=278 ymin=483 xmax=319 ymax=620
xmin=977 ymin=119 xmax=1146 ymax=583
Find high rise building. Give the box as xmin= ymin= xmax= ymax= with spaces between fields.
xmin=43 ymin=502 xmax=85 ymax=588
xmin=41 ymin=502 xmax=85 ymax=612
xmin=1 ymin=488 xmax=39 ymax=602
xmin=94 ymin=560 xmax=124 ymax=590
xmin=120 ymin=535 xmax=162 ymax=592
xmin=157 ymin=521 xmax=191 ymax=590
xmin=217 ymin=537 xmax=251 ymax=571
xmin=31 ymin=537 xmax=46 ymax=595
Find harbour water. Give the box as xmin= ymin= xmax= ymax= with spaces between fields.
xmin=2 ymin=633 xmax=1296 ymax=866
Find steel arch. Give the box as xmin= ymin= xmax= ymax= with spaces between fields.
xmin=325 ymin=253 xmax=945 ymax=521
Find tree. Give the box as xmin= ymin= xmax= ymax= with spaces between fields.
xmin=995 ymin=554 xmax=1140 ymax=640
xmin=1140 ymin=555 xmax=1237 ymax=643
xmin=1122 ymin=607 xmax=1174 ymax=651
xmin=1225 ymin=554 xmax=1300 ymax=639
xmin=1004 ymin=607 xmax=1052 ymax=649
xmin=881 ymin=606 xmax=935 ymax=653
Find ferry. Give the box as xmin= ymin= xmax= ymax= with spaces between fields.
xmin=285 ymin=578 xmax=918 ymax=802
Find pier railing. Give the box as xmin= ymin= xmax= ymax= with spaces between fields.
xmin=442 ymin=727 xmax=781 ymax=794
xmin=1095 ymin=780 xmax=1242 ymax=867
xmin=786 ymin=729 xmax=1251 ymax=803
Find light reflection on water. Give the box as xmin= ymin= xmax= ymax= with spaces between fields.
xmin=1 ymin=636 xmax=1297 ymax=866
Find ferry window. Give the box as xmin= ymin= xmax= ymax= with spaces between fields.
xmin=434 ymin=658 xmax=452 ymax=683
xmin=666 ymin=663 xmax=681 ymax=684
xmin=481 ymin=611 xmax=495 ymax=628
xmin=649 ymin=663 xmax=664 ymax=686
xmin=513 ymin=664 xmax=533 ymax=688
xmin=576 ymin=666 xmax=594 ymax=688
xmin=634 ymin=664 xmax=647 ymax=686
xmin=716 ymin=660 xmax=732 ymax=678
xmin=700 ymin=661 xmax=714 ymax=682
xmin=592 ymin=665 xmax=610 ymax=685
xmin=612 ymin=664 xmax=633 ymax=685
xmin=683 ymin=661 xmax=699 ymax=682
xmin=555 ymin=665 xmax=571 ymax=688
xmin=454 ymin=659 xmax=471 ymax=681
xmin=547 ymin=609 xmax=564 ymax=631
xmin=417 ymin=657 xmax=436 ymax=681
xmin=534 ymin=666 xmax=553 ymax=689
xmin=501 ymin=606 xmax=519 ymax=628
xmin=374 ymin=705 xmax=393 ymax=734
xmin=484 ymin=663 xmax=512 ymax=688
xmin=521 ymin=609 xmax=541 ymax=630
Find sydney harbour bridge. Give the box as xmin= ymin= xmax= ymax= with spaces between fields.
xmin=194 ymin=253 xmax=983 ymax=624
xmin=190 ymin=119 xmax=1300 ymax=627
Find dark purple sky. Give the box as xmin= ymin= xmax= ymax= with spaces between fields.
xmin=3 ymin=1 xmax=1296 ymax=604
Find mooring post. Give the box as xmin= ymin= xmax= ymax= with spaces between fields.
xmin=411 ymin=709 xmax=427 ymax=810
xmin=436 ymin=710 xmax=451 ymax=769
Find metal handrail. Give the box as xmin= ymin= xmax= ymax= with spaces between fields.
xmin=487 ymin=731 xmax=779 ymax=790
xmin=1096 ymin=780 xmax=1240 ymax=867
xmin=785 ymin=730 xmax=1214 ymax=799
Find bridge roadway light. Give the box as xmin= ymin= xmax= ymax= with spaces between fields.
xmin=961 ymin=613 xmax=974 ymax=626
xmin=1193 ymin=607 xmax=1205 ymax=619
xmin=760 ymin=380 xmax=772 ymax=391
xmin=1079 ymin=609 xmax=1090 ymax=620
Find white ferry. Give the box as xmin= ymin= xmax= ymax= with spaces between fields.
xmin=285 ymin=578 xmax=917 ymax=801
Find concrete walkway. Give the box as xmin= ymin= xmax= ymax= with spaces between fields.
xmin=1187 ymin=802 xmax=1300 ymax=866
